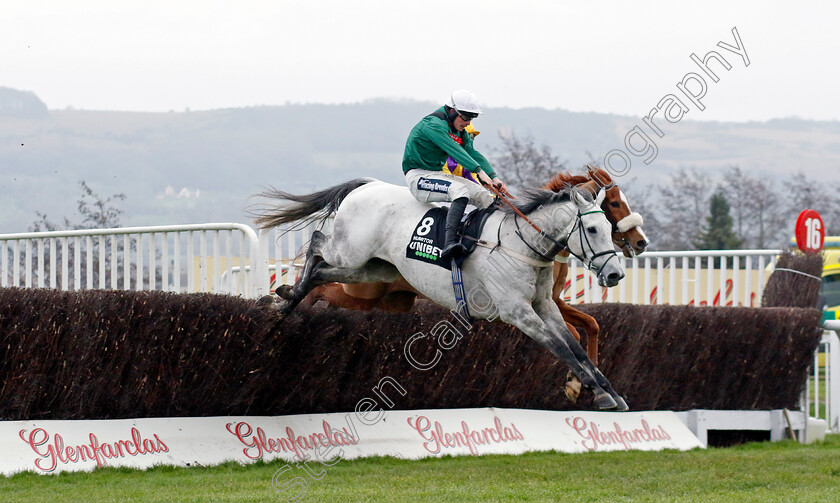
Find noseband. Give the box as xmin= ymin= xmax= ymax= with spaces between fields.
xmin=566 ymin=209 xmax=620 ymax=276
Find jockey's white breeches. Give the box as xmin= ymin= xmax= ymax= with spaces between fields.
xmin=404 ymin=169 xmax=495 ymax=209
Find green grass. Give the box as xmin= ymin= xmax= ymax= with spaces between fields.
xmin=3 ymin=436 xmax=840 ymax=502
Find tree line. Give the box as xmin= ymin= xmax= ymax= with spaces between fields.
xmin=624 ymin=165 xmax=840 ymax=251
xmin=489 ymin=132 xmax=840 ymax=252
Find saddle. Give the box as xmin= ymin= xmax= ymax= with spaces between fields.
xmin=405 ymin=202 xmax=499 ymax=271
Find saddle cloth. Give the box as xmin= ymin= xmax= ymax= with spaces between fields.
xmin=404 ymin=204 xmax=498 ymax=271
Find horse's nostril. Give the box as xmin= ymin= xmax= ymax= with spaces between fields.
xmin=637 ymin=240 xmax=648 ymax=249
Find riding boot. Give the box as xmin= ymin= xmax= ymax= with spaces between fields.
xmin=440 ymin=197 xmax=469 ymax=260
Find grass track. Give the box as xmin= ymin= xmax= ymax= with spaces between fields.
xmin=2 ymin=435 xmax=840 ymax=502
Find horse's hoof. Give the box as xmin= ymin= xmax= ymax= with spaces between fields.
xmin=593 ymin=392 xmax=618 ymax=410
xmin=256 ymin=295 xmax=276 ymax=308
xmin=564 ymin=373 xmax=581 ymax=403
xmin=613 ymin=395 xmax=629 ymax=412
xmin=275 ymin=285 xmax=294 ymax=300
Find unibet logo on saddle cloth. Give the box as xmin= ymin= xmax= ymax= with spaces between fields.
xmin=405 ymin=208 xmax=451 ymax=270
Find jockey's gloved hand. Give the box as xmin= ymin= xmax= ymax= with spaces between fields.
xmin=492 ymin=178 xmax=510 ymax=197
xmin=477 ymin=170 xmax=493 ymax=187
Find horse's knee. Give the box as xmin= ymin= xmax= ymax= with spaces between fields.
xmin=581 ymin=314 xmax=599 ymax=338
xmin=565 ymin=322 xmax=581 ymax=343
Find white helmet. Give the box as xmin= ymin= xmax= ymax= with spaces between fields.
xmin=446 ymin=89 xmax=483 ymax=117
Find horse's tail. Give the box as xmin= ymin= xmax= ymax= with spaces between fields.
xmin=253 ymin=178 xmax=375 ymax=230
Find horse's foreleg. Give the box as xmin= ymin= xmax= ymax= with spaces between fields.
xmin=498 ymin=303 xmax=621 ymax=411
xmin=562 ymin=319 xmax=583 ymax=403
xmin=565 ymin=320 xmax=581 ymax=343
xmin=533 ymin=299 xmax=626 ymax=411
xmin=551 ymin=261 xmax=569 ymax=302
xmin=554 ymin=297 xmax=601 ymax=401
xmin=552 ymin=258 xmax=600 ymax=403
xmin=558 ymin=301 xmax=600 ymax=365
xmin=553 ymin=258 xmax=598 ymax=358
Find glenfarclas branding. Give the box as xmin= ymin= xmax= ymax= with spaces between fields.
xmin=226 ymin=420 xmax=358 ymax=461
xmin=565 ymin=416 xmax=672 ymax=451
xmin=18 ymin=427 xmax=168 ymax=472
xmin=406 ymin=415 xmax=524 ymax=456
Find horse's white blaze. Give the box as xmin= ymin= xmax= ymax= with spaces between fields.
xmin=618 ymin=189 xmax=649 ymax=244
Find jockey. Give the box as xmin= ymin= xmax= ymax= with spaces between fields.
xmin=402 ymin=90 xmax=508 ymax=259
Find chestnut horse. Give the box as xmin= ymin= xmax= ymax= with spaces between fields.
xmin=544 ymin=168 xmax=648 ymax=365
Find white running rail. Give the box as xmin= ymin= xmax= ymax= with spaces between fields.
xmin=564 ymin=250 xmax=780 ymax=307
xmin=0 ymin=223 xmax=267 ymax=298
xmin=805 ymin=321 xmax=840 ymax=433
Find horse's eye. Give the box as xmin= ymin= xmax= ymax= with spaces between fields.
xmin=610 ymin=201 xmax=621 ymax=208
xmin=587 ymin=227 xmax=598 ymax=234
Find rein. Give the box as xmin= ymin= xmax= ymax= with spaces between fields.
xmin=487 ymin=185 xmax=541 ymax=234
xmin=487 ymin=184 xmax=566 ymax=258
xmin=513 ymin=213 xmax=566 ymax=260
xmin=485 ymin=184 xmax=617 ymax=271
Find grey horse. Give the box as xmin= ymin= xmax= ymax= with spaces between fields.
xmin=255 ymin=179 xmax=628 ymax=410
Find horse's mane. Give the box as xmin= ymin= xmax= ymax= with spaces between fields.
xmin=499 ymin=188 xmax=573 ymax=216
xmin=499 ymin=168 xmax=604 ymax=215
xmin=542 ymin=172 xmax=590 ymax=192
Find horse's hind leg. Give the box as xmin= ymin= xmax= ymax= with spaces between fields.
xmin=312 ymin=259 xmax=401 ymax=285
xmin=276 ymin=230 xmax=328 ymax=315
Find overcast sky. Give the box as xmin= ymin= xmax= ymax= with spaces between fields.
xmin=3 ymin=0 xmax=838 ymax=122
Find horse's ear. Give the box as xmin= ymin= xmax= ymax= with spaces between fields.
xmin=595 ymin=189 xmax=606 ymax=207
xmin=571 ymin=186 xmax=594 ymax=208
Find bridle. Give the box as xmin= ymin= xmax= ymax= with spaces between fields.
xmin=567 ymin=209 xmax=621 ymax=276
xmin=488 ymin=185 xmax=619 ymax=274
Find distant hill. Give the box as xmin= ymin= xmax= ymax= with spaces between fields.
xmin=1 ymin=90 xmax=839 ymax=232
xmin=0 ymin=87 xmax=49 ymax=119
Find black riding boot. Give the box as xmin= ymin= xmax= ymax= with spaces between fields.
xmin=440 ymin=197 xmax=469 ymax=260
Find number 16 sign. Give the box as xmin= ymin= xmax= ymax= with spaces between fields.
xmin=795 ymin=209 xmax=825 ymax=254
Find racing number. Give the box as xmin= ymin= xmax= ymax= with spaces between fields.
xmin=416 ymin=217 xmax=434 ymax=237
xmin=806 ymin=217 xmax=822 ymax=250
